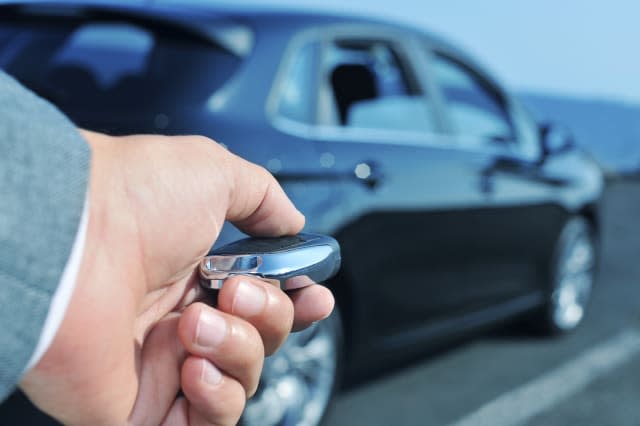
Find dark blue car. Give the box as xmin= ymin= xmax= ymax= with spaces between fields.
xmin=0 ymin=2 xmax=603 ymax=425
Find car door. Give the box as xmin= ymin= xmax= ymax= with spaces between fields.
xmin=269 ymin=27 xmax=520 ymax=354
xmin=425 ymin=48 xmax=572 ymax=310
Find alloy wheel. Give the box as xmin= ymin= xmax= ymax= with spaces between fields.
xmin=242 ymin=313 xmax=340 ymax=426
xmin=551 ymin=221 xmax=595 ymax=331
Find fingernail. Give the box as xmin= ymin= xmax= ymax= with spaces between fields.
xmin=196 ymin=309 xmax=227 ymax=348
xmin=233 ymin=280 xmax=267 ymax=317
xmin=201 ymin=360 xmax=223 ymax=386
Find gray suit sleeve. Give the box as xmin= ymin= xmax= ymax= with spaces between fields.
xmin=0 ymin=71 xmax=90 ymax=400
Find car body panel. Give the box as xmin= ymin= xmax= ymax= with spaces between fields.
xmin=0 ymin=2 xmax=604 ymax=381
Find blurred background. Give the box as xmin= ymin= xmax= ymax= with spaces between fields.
xmin=1 ymin=1 xmax=639 ymax=425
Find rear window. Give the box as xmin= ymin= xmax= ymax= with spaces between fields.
xmin=0 ymin=19 xmax=244 ymax=112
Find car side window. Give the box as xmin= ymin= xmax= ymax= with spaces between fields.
xmin=325 ymin=40 xmax=437 ymax=133
xmin=432 ymin=53 xmax=515 ymax=144
xmin=511 ymin=99 xmax=543 ymax=160
xmin=275 ymin=40 xmax=320 ymax=124
xmin=0 ymin=22 xmax=244 ymax=111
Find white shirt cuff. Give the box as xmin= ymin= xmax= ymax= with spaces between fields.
xmin=24 ymin=197 xmax=90 ymax=372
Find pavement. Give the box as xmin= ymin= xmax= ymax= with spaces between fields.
xmin=325 ymin=178 xmax=640 ymax=426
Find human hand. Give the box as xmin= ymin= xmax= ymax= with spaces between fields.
xmin=19 ymin=132 xmax=335 ymax=425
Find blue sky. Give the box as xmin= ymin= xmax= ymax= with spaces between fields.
xmin=207 ymin=0 xmax=640 ymax=104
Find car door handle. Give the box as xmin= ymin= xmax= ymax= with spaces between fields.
xmin=353 ymin=161 xmax=383 ymax=190
xmin=479 ymin=168 xmax=494 ymax=194
xmin=274 ymin=161 xmax=383 ymax=191
xmin=480 ymin=156 xmax=571 ymax=190
xmin=479 ymin=157 xmax=521 ymax=194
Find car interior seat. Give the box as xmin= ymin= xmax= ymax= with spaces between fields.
xmin=46 ymin=64 xmax=102 ymax=104
xmin=330 ymin=63 xmax=378 ymax=125
xmin=348 ymin=96 xmax=434 ymax=133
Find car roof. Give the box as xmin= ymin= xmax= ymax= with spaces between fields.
xmin=2 ymin=0 xmax=501 ymax=84
xmin=2 ymin=1 xmax=451 ymax=45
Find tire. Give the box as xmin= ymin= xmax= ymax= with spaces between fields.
xmin=241 ymin=307 xmax=343 ymax=426
xmin=536 ymin=216 xmax=597 ymax=335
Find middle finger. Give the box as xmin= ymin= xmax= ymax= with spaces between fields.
xmin=178 ymin=302 xmax=264 ymax=397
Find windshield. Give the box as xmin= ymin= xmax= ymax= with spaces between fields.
xmin=0 ymin=18 xmax=245 ymax=112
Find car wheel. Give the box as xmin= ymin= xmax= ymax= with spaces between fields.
xmin=241 ymin=307 xmax=343 ymax=426
xmin=539 ymin=216 xmax=597 ymax=334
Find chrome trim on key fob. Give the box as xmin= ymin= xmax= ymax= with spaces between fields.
xmin=199 ymin=233 xmax=341 ymax=290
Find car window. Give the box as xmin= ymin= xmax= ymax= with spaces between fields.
xmin=511 ymin=99 xmax=542 ymax=160
xmin=53 ymin=24 xmax=153 ymax=87
xmin=325 ymin=39 xmax=437 ymax=133
xmin=0 ymin=20 xmax=244 ymax=112
xmin=432 ymin=53 xmax=515 ymax=144
xmin=275 ymin=40 xmax=320 ymax=125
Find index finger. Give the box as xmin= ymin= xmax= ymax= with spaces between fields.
xmin=223 ymin=150 xmax=305 ymax=237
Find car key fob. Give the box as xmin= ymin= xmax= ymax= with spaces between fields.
xmin=199 ymin=233 xmax=341 ymax=290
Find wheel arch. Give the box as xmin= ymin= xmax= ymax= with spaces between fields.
xmin=577 ymin=201 xmax=601 ymax=241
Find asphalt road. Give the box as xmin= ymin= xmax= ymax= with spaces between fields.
xmin=325 ymin=178 xmax=640 ymax=426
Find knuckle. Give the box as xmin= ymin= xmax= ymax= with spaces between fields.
xmin=187 ymin=134 xmax=217 ymax=146
xmin=184 ymin=135 xmax=227 ymax=161
xmin=229 ymin=320 xmax=264 ymax=393
xmin=232 ymin=318 xmax=265 ymax=360
xmin=183 ymin=360 xmax=246 ymax=425
xmin=269 ymin=285 xmax=295 ymax=328
xmin=223 ymin=382 xmax=247 ymax=425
